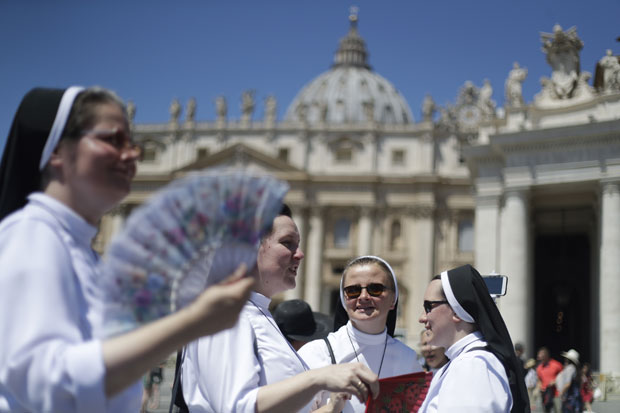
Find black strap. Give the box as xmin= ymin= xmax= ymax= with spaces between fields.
xmin=169 ymin=348 xmax=189 ymax=413
xmin=324 ymin=337 xmax=336 ymax=364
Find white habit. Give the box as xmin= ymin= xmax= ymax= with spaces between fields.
xmin=0 ymin=193 xmax=141 ymax=413
xmin=182 ymin=291 xmax=313 ymax=412
xmin=418 ymin=331 xmax=512 ymax=413
xmin=299 ymin=321 xmax=423 ymax=413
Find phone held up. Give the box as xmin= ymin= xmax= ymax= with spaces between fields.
xmin=482 ymin=274 xmax=508 ymax=297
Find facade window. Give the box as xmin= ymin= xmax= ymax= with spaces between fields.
xmin=458 ymin=218 xmax=474 ymax=252
xmin=335 ymin=147 xmax=352 ymax=162
xmin=390 ymin=219 xmax=402 ymax=250
xmin=277 ymin=147 xmax=289 ymax=162
xmin=391 ymin=149 xmax=405 ymax=165
xmin=142 ymin=146 xmax=157 ymax=162
xmin=196 ymin=147 xmax=209 ymax=159
xmin=333 ymin=218 xmax=351 ymax=247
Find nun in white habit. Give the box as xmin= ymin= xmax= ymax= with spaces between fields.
xmin=0 ymin=87 xmax=254 ymax=412
xmin=299 ymin=255 xmax=423 ymax=413
xmin=418 ymin=264 xmax=530 ymax=413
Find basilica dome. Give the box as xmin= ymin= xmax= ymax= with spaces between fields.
xmin=284 ymin=14 xmax=413 ymax=125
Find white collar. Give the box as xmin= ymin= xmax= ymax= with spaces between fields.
xmin=28 ymin=192 xmax=98 ymax=246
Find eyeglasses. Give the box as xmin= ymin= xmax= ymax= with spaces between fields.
xmin=423 ymin=300 xmax=449 ymax=314
xmin=343 ymin=283 xmax=389 ymax=299
xmin=82 ymin=128 xmax=142 ymax=159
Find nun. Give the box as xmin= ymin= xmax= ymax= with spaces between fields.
xmin=180 ymin=213 xmax=380 ymax=413
xmin=0 ymin=87 xmax=255 ymax=412
xmin=418 ymin=264 xmax=530 ymax=413
xmin=299 ymin=255 xmax=423 ymax=413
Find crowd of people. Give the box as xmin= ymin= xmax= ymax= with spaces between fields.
xmin=0 ymin=85 xmax=595 ymax=412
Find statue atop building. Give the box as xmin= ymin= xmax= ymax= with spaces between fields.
xmin=422 ymin=94 xmax=436 ymax=121
xmin=186 ymin=97 xmax=196 ymax=122
xmin=216 ymin=96 xmax=227 ymax=122
xmin=598 ymin=49 xmax=620 ymax=93
xmin=479 ymin=79 xmax=496 ymax=117
xmin=241 ymin=90 xmax=255 ymax=124
xmin=169 ymin=98 xmax=181 ymax=123
xmin=505 ymin=62 xmax=528 ymax=108
xmin=264 ymin=95 xmax=277 ymax=124
xmin=535 ymin=25 xmax=593 ymax=107
xmin=126 ymin=100 xmax=136 ymax=123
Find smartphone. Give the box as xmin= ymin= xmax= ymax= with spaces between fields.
xmin=482 ymin=275 xmax=508 ymax=296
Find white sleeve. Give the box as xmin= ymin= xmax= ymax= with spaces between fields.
xmin=183 ymin=312 xmax=261 ymax=413
xmin=298 ymin=338 xmax=332 ymax=369
xmin=0 ymin=220 xmax=107 ymax=413
xmin=436 ymin=353 xmax=511 ymax=413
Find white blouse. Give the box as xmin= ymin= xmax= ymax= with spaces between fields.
xmin=182 ymin=291 xmax=313 ymax=413
xmin=418 ymin=331 xmax=512 ymax=413
xmin=0 ymin=193 xmax=141 ymax=413
xmin=299 ymin=321 xmax=423 ymax=413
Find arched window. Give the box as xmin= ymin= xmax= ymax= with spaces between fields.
xmin=334 ymin=218 xmax=351 ymax=248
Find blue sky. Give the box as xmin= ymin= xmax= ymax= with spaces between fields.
xmin=1 ymin=0 xmax=619 ymax=157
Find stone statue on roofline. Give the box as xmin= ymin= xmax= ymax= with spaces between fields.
xmin=216 ymin=96 xmax=227 ymax=122
xmin=535 ymin=24 xmax=593 ymax=108
xmin=422 ymin=94 xmax=436 ymax=121
xmin=241 ymin=90 xmax=255 ymax=124
xmin=598 ymin=49 xmax=620 ymax=93
xmin=126 ymin=100 xmax=136 ymax=123
xmin=265 ymin=95 xmax=277 ymax=124
xmin=479 ymin=79 xmax=496 ymax=117
xmin=505 ymin=62 xmax=528 ymax=108
xmin=186 ymin=97 xmax=196 ymax=122
xmin=169 ymin=98 xmax=181 ymax=123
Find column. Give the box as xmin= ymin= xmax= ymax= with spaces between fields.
xmin=284 ymin=208 xmax=307 ymax=300
xmin=404 ymin=205 xmax=435 ymax=346
xmin=600 ymin=181 xmax=620 ymax=374
xmin=357 ymin=207 xmax=372 ymax=255
xmin=498 ymin=188 xmax=531 ymax=348
xmin=304 ymin=207 xmax=324 ymax=310
xmin=474 ymin=194 xmax=500 ymax=273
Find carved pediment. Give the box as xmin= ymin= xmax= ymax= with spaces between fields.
xmin=174 ymin=143 xmax=306 ymax=178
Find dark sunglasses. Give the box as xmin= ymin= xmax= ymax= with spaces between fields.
xmin=343 ymin=283 xmax=389 ymax=299
xmin=423 ymin=300 xmax=449 ymax=314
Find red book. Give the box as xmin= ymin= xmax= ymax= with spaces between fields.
xmin=365 ymin=371 xmax=433 ymax=413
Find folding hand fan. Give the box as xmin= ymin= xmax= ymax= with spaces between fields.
xmin=97 ymin=168 xmax=289 ymax=337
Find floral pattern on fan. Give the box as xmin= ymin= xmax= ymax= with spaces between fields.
xmin=98 ymin=168 xmax=289 ymax=337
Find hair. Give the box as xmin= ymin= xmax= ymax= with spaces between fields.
xmin=61 ymin=87 xmax=127 ymax=141
xmin=261 ymin=203 xmax=293 ymax=241
xmin=342 ymin=256 xmax=395 ymax=291
xmin=40 ymin=87 xmax=127 ymax=188
xmin=430 ymin=274 xmax=446 ymax=299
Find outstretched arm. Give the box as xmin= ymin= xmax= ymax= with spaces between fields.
xmin=256 ymin=363 xmax=379 ymax=413
xmin=103 ymin=264 xmax=254 ymax=396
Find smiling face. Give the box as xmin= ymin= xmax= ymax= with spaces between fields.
xmin=255 ymin=215 xmax=304 ymax=297
xmin=50 ymin=102 xmax=138 ymax=223
xmin=342 ymin=262 xmax=395 ymax=334
xmin=419 ymin=279 xmax=457 ymax=349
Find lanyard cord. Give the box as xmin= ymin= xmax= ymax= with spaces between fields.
xmin=248 ymin=299 xmax=308 ymax=371
xmin=346 ymin=326 xmax=388 ymax=377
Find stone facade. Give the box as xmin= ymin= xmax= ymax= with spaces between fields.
xmin=96 ymin=19 xmax=620 ymax=373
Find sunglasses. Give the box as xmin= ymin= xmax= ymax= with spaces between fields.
xmin=343 ymin=283 xmax=389 ymax=299
xmin=423 ymin=300 xmax=449 ymax=314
